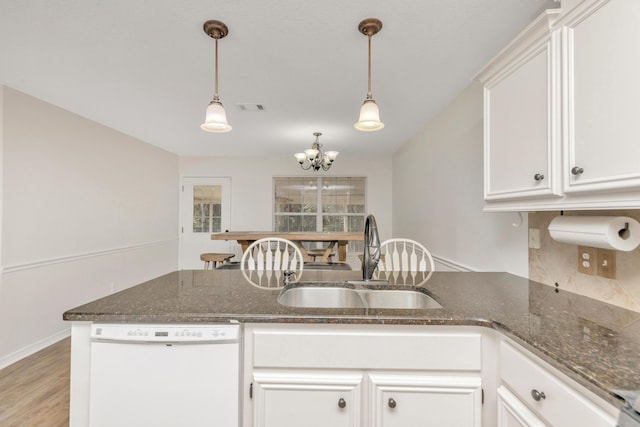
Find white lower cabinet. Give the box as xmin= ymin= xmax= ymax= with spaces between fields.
xmin=242 ymin=324 xmax=618 ymax=427
xmin=497 ymin=386 xmax=547 ymax=427
xmin=251 ymin=371 xmax=482 ymax=427
xmin=252 ymin=371 xmax=363 ymax=427
xmin=243 ymin=324 xmax=483 ymax=427
xmin=369 ymin=373 xmax=482 ymax=427
xmin=499 ymin=341 xmax=617 ymax=427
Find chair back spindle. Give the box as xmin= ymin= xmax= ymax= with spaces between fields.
xmin=241 ymin=237 xmax=304 ymax=288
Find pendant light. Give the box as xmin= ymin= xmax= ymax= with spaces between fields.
xmin=354 ymin=18 xmax=384 ymax=132
xmin=201 ymin=20 xmax=232 ymax=133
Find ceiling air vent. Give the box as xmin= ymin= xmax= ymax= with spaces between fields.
xmin=237 ymin=103 xmax=265 ymax=112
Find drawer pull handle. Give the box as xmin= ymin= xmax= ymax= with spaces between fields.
xmin=388 ymin=398 xmax=397 ymax=409
xmin=571 ymin=166 xmax=584 ymax=176
xmin=531 ymin=389 xmax=546 ymax=401
xmin=338 ymin=398 xmax=346 ymax=409
xmin=534 ymin=173 xmax=544 ymax=182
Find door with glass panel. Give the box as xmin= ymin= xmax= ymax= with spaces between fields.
xmin=180 ymin=177 xmax=231 ymax=269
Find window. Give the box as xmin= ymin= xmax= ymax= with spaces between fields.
xmin=274 ymin=177 xmax=366 ymax=252
xmin=192 ymin=184 xmax=222 ymax=233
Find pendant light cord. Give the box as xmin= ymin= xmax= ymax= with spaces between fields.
xmin=367 ymin=33 xmax=372 ymax=99
xmin=214 ymin=38 xmax=220 ymax=101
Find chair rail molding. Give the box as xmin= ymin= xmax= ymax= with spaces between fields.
xmin=0 ymin=239 xmax=177 ymax=274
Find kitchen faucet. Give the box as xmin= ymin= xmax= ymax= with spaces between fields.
xmin=362 ymin=214 xmax=381 ymax=280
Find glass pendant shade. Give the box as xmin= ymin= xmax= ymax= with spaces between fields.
xmin=325 ymin=151 xmax=339 ymax=161
xmin=354 ymin=99 xmax=384 ymax=131
xmin=201 ymin=100 xmax=232 ymax=133
xmin=304 ymin=148 xmax=320 ymax=159
xmin=294 ymin=152 xmax=307 ymax=164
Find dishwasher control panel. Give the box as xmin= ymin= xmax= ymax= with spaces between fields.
xmin=90 ymin=323 xmax=240 ymax=343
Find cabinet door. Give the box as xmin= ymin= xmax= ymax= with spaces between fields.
xmin=563 ymin=0 xmax=640 ymax=194
xmin=368 ymin=373 xmax=482 ymax=427
xmin=252 ymin=371 xmax=362 ymax=427
xmin=500 ymin=342 xmax=616 ymax=427
xmin=479 ymin=11 xmax=562 ymax=202
xmin=497 ymin=386 xmax=547 ymax=427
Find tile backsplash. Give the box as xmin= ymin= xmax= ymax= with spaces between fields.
xmin=529 ymin=210 xmax=640 ymax=313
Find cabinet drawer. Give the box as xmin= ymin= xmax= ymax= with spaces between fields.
xmin=500 ymin=342 xmax=615 ymax=427
xmin=249 ymin=325 xmax=481 ymax=371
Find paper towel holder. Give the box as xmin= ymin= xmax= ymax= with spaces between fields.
xmin=547 ymin=215 xmax=640 ymax=252
xmin=620 ymin=222 xmax=630 ymax=240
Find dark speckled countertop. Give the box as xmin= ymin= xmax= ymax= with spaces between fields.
xmin=63 ymin=270 xmax=640 ymax=408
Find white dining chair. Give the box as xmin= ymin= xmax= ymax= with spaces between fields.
xmin=375 ymin=238 xmax=435 ymax=285
xmin=241 ymin=237 xmax=304 ymax=288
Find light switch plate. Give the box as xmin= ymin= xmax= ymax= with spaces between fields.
xmin=577 ymin=246 xmax=596 ymax=275
xmin=597 ymin=249 xmax=616 ymax=279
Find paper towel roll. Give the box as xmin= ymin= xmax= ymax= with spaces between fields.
xmin=548 ymin=216 xmax=640 ymax=251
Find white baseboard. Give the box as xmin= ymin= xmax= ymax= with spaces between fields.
xmin=0 ymin=327 xmax=70 ymax=370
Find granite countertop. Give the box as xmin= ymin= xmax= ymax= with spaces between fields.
xmin=63 ymin=269 xmax=640 ymax=408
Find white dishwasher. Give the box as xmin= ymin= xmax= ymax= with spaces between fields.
xmin=88 ymin=323 xmax=240 ymax=427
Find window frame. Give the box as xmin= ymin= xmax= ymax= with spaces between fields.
xmin=272 ymin=176 xmax=367 ymax=250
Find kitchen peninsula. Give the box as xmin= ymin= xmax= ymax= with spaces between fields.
xmin=64 ymin=270 xmax=639 ymax=426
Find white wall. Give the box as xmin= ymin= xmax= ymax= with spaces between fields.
xmin=0 ymin=87 xmax=179 ymax=367
xmin=179 ymin=155 xmax=393 ymax=269
xmin=392 ymin=81 xmax=528 ymax=276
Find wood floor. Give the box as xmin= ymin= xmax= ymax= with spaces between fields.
xmin=0 ymin=338 xmax=70 ymax=426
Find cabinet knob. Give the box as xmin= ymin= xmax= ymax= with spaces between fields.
xmin=338 ymin=398 xmax=346 ymax=409
xmin=388 ymin=398 xmax=397 ymax=409
xmin=531 ymin=389 xmax=546 ymax=401
xmin=571 ymin=166 xmax=584 ymax=176
xmin=534 ymin=173 xmax=544 ymax=182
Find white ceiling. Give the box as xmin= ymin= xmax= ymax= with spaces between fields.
xmin=0 ymin=0 xmax=557 ymax=157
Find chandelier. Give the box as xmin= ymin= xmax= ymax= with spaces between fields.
xmin=354 ymin=18 xmax=384 ymax=132
xmin=201 ymin=20 xmax=232 ymax=133
xmin=294 ymin=132 xmax=339 ymax=172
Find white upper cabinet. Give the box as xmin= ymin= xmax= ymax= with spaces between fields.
xmin=478 ymin=0 xmax=640 ymax=211
xmin=561 ymin=0 xmax=640 ymax=194
xmin=476 ymin=10 xmax=562 ymax=202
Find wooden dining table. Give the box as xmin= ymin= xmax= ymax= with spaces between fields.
xmin=211 ymin=231 xmax=363 ymax=262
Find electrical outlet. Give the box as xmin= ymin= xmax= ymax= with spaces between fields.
xmin=597 ymin=249 xmax=616 ymax=279
xmin=528 ymin=228 xmax=541 ymax=249
xmin=577 ymin=246 xmax=596 ymax=275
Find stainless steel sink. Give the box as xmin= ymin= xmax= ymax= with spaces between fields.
xmin=277 ymin=283 xmax=442 ymax=310
xmin=363 ymin=289 xmax=442 ymax=309
xmin=277 ymin=286 xmax=366 ymax=309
